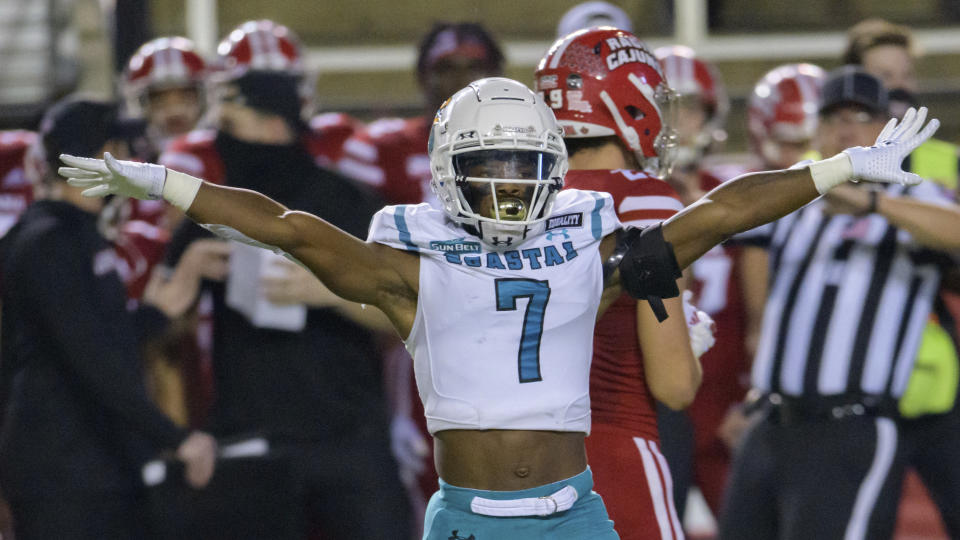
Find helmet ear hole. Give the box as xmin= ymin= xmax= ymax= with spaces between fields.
xmin=625 ymin=105 xmax=645 ymax=121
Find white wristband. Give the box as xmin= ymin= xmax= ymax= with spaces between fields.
xmin=162 ymin=169 xmax=203 ymax=212
xmin=808 ymin=153 xmax=854 ymax=194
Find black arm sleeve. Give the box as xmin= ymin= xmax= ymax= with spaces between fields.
xmin=613 ymin=223 xmax=683 ymax=322
xmin=26 ymin=236 xmax=187 ymax=451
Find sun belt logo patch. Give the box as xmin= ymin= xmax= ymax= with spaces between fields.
xmin=546 ymin=212 xmax=583 ymax=231
xmin=430 ymin=237 xmax=482 ymax=253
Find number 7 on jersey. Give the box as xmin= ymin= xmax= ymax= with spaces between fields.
xmin=495 ymin=279 xmax=551 ymax=383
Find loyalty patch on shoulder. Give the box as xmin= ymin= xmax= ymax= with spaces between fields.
xmin=546 ymin=212 xmax=583 ymax=231
xmin=429 ymin=237 xmax=482 ymax=253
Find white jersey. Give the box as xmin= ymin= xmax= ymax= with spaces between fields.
xmin=368 ymin=189 xmax=621 ymax=434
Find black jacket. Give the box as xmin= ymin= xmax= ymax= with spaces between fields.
xmin=165 ymin=134 xmax=389 ymax=441
xmin=0 ymin=200 xmax=187 ymax=499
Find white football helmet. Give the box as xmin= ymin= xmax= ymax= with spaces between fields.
xmin=428 ymin=77 xmax=568 ymax=249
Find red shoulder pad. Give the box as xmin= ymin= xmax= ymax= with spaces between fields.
xmin=565 ymin=169 xmax=683 ymax=227
xmin=159 ymin=129 xmax=226 ymax=185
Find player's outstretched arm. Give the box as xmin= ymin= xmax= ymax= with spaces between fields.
xmin=662 ymin=107 xmax=940 ymax=268
xmin=58 ymin=154 xmax=416 ymax=311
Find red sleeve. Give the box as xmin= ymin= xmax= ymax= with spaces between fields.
xmin=113 ymin=220 xmax=171 ymax=299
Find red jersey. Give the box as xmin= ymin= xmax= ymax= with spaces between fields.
xmin=308 ymin=112 xmax=363 ymax=169
xmin=688 ymin=167 xmax=751 ymax=407
xmin=0 ymin=130 xmax=36 ymax=237
xmin=113 ymin=219 xmax=171 ymax=299
xmin=564 ymin=169 xmax=684 ymax=439
xmin=337 ymin=116 xmax=432 ymax=205
xmin=685 ymin=165 xmax=753 ymax=513
xmin=689 ymin=169 xmax=749 ymax=375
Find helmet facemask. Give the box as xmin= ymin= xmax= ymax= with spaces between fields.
xmin=599 ymin=75 xmax=678 ymax=179
xmin=429 ymin=79 xmax=568 ymax=249
xmin=453 ymin=148 xmax=561 ymax=230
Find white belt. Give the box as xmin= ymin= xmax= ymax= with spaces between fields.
xmin=469 ymin=485 xmax=579 ymax=517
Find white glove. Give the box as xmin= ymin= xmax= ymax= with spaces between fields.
xmin=59 ymin=152 xmax=201 ymax=211
xmin=809 ymin=106 xmax=939 ymax=194
xmin=683 ymin=290 xmax=716 ymax=359
xmin=59 ymin=152 xmax=166 ymax=200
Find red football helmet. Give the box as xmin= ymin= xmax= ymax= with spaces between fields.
xmin=748 ymin=63 xmax=826 ymax=166
xmin=122 ymin=37 xmax=207 ymax=112
xmin=212 ymin=20 xmax=315 ymax=121
xmin=536 ymin=27 xmax=676 ymax=177
xmin=215 ymin=19 xmax=304 ymax=78
xmin=653 ymin=45 xmax=729 ymax=164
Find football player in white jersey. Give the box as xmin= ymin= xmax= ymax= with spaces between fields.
xmin=60 ymin=77 xmax=938 ymax=538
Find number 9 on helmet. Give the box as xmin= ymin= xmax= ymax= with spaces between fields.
xmin=536 ymin=27 xmax=677 ymax=178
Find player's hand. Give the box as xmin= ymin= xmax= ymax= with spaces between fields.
xmin=59 ymin=152 xmax=166 ymax=200
xmin=822 ymin=185 xmax=874 ymax=217
xmin=718 ymin=405 xmax=758 ymax=452
xmin=143 ymin=240 xmax=231 ymax=317
xmin=390 ymin=414 xmax=430 ymax=478
xmin=176 ymin=431 xmax=217 ymax=489
xmin=843 ymin=106 xmax=939 ymax=186
xmin=179 ymin=239 xmax=232 ymax=282
xmin=261 ymin=257 xmax=334 ymax=307
xmin=682 ymin=290 xmax=716 ymax=359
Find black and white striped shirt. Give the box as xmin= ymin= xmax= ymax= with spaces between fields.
xmin=739 ymin=181 xmax=955 ymax=399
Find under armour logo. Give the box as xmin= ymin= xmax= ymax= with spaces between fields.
xmin=545 ymin=228 xmax=569 ymax=241
xmin=490 ymin=236 xmax=513 ymax=246
xmin=449 ymin=531 xmax=476 ymax=540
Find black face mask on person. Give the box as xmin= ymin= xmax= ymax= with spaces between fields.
xmin=214 ymin=130 xmax=316 ymax=198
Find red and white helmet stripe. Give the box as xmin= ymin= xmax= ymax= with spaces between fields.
xmin=124 ymin=36 xmax=207 ymax=95
xmin=216 ymin=20 xmax=303 ymax=77
xmin=748 ymin=63 xmax=826 ymax=163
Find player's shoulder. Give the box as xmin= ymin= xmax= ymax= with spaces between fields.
xmin=0 ymin=131 xmax=34 ymax=184
xmin=0 ymin=130 xmax=37 ymax=151
xmin=339 ymin=117 xmax=429 ymax=185
xmin=550 ymin=189 xmax=621 ymax=239
xmin=159 ymin=129 xmax=222 ymax=180
xmin=367 ymin=202 xmax=451 ymax=251
xmin=309 ymin=112 xmax=362 ymax=136
xmin=368 ymin=116 xmax=428 ymax=139
xmin=555 ymin=187 xmax=612 ymax=209
xmin=166 ymin=129 xmax=216 ymax=152
xmin=308 ymin=113 xmax=362 ymax=162
xmin=566 ymin=168 xmax=677 ymax=193
xmin=350 ymin=116 xmax=429 ymax=150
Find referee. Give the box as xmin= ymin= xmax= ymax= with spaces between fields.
xmin=718 ymin=67 xmax=960 ymax=540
